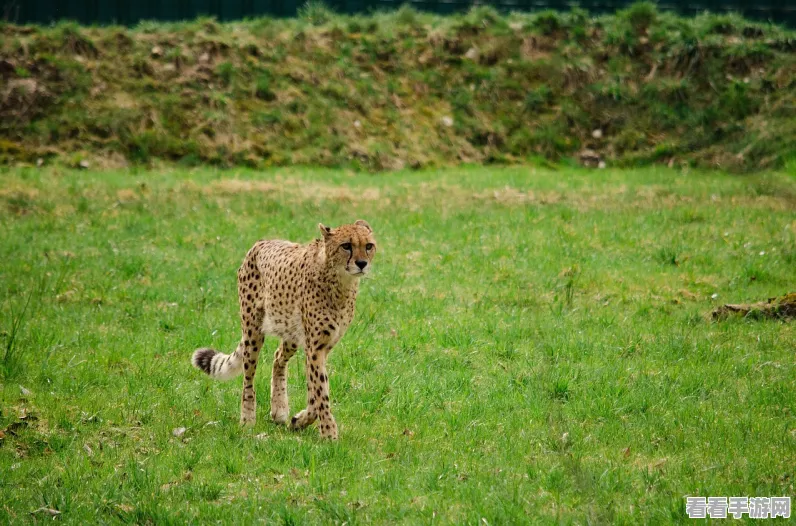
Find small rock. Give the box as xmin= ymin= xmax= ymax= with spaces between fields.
xmin=441 ymin=116 xmax=454 ymax=128
xmin=198 ymin=52 xmax=210 ymax=63
xmin=8 ymin=78 xmax=39 ymax=96
xmin=578 ymin=149 xmax=601 ymax=167
xmin=151 ymin=45 xmax=163 ymax=58
xmin=172 ymin=427 xmax=186 ymax=437
xmin=598 ymin=161 xmax=606 ymax=169
xmin=79 ymin=160 xmax=90 ymax=169
xmin=353 ymin=120 xmax=361 ymax=128
xmin=36 ymin=158 xmax=44 ymax=167
xmin=509 ymin=21 xmax=523 ymax=31
xmin=464 ymin=47 xmax=478 ymax=60
xmin=591 ymin=129 xmax=603 ymax=139
xmin=31 ymin=508 xmax=60 ymax=517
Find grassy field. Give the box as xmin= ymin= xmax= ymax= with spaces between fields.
xmin=0 ymin=165 xmax=794 ymax=524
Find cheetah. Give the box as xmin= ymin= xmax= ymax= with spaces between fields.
xmin=191 ymin=220 xmax=376 ymax=439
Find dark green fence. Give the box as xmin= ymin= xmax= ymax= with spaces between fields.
xmin=4 ymin=0 xmax=795 ymax=26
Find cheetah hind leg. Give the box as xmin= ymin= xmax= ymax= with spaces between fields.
xmin=239 ymin=330 xmax=265 ymax=427
xmin=270 ymin=340 xmax=298 ymax=425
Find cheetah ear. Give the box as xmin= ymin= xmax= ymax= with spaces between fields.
xmin=319 ymin=223 xmax=332 ymax=238
xmin=355 ymin=219 xmax=372 ymax=232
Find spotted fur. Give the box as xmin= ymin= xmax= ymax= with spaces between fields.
xmin=191 ymin=220 xmax=377 ymax=439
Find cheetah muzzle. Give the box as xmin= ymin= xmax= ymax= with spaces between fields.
xmin=191 ymin=220 xmax=377 ymax=440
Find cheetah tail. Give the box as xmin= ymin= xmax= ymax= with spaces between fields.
xmin=191 ymin=346 xmax=243 ymax=381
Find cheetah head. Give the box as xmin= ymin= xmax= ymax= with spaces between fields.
xmin=319 ymin=220 xmax=377 ymax=278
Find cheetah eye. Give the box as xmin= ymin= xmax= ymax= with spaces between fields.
xmin=365 ymin=243 xmax=374 ymax=251
xmin=340 ymin=243 xmax=352 ymax=251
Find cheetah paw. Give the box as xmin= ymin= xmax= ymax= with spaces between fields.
xmin=270 ymin=405 xmax=289 ymax=425
xmin=319 ymin=422 xmax=339 ymax=440
xmin=289 ymin=409 xmax=316 ymax=431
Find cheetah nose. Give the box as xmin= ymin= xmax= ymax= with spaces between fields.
xmin=355 ymin=260 xmax=368 ymax=270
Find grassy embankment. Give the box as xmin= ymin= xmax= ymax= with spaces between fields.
xmin=1 ymin=2 xmax=796 ymax=171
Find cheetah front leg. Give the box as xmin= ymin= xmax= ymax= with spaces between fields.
xmin=270 ymin=340 xmax=299 ymax=425
xmin=312 ymin=352 xmax=337 ymax=439
xmin=290 ymin=342 xmax=337 ymax=439
xmin=288 ymin=348 xmax=318 ymax=431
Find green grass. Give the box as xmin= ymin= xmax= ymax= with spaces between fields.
xmin=2 ymin=3 xmax=796 ymax=172
xmin=1 ymin=164 xmax=794 ymax=523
